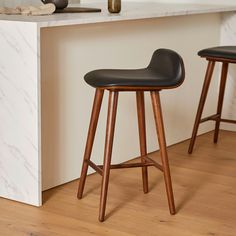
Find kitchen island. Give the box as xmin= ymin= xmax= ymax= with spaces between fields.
xmin=0 ymin=1 xmax=235 ymax=206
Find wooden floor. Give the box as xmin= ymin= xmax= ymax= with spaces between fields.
xmin=0 ymin=131 xmax=236 ymax=236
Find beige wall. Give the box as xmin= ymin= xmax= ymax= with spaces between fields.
xmin=41 ymin=13 xmax=221 ymax=190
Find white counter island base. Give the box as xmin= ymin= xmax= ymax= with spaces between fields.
xmin=0 ymin=22 xmax=40 ymax=205
xmin=0 ymin=2 xmax=235 ymax=206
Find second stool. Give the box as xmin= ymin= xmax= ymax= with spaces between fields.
xmin=189 ymin=46 xmax=236 ymax=153
xmin=77 ymin=49 xmax=185 ymax=222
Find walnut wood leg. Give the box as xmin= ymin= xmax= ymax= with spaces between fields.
xmin=150 ymin=91 xmax=175 ymax=215
xmin=188 ymin=61 xmax=215 ymax=154
xmin=214 ymin=62 xmax=228 ymax=143
xmin=99 ymin=91 xmax=119 ymax=222
xmin=136 ymin=91 xmax=149 ymax=193
xmin=77 ymin=89 xmax=104 ymax=199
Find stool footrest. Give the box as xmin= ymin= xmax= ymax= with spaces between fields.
xmin=86 ymin=156 xmax=163 ymax=176
xmin=200 ymin=114 xmax=220 ymax=123
xmin=221 ymin=118 xmax=236 ymax=124
xmin=86 ymin=160 xmax=103 ymax=176
xmin=200 ymin=114 xmax=236 ymax=124
xmin=143 ymin=155 xmax=163 ymax=171
xmin=98 ymin=162 xmax=155 ymax=170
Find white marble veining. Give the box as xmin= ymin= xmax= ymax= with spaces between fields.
xmin=0 ymin=2 xmax=236 ymax=28
xmin=0 ymin=21 xmax=41 ymax=206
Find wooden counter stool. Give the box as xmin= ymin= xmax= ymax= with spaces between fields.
xmin=77 ymin=49 xmax=185 ymax=222
xmin=189 ymin=46 xmax=236 ymax=154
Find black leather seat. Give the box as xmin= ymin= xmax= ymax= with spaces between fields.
xmin=85 ymin=49 xmax=185 ymax=88
xmin=198 ymin=46 xmax=236 ymax=60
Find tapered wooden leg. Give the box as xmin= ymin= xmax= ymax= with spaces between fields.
xmin=99 ymin=91 xmax=119 ymax=222
xmin=136 ymin=91 xmax=148 ymax=193
xmin=150 ymin=91 xmax=175 ymax=215
xmin=188 ymin=60 xmax=215 ymax=154
xmin=77 ymin=89 xmax=104 ymax=199
xmin=214 ymin=62 xmax=228 ymax=143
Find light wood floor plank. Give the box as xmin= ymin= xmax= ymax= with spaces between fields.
xmin=0 ymin=130 xmax=235 ymax=235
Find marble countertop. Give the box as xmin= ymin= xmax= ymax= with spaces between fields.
xmin=0 ymin=2 xmax=236 ymax=28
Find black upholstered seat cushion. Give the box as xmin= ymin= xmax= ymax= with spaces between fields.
xmin=85 ymin=68 xmax=182 ymax=88
xmin=198 ymin=46 xmax=236 ymax=60
xmin=84 ymin=49 xmax=185 ymax=88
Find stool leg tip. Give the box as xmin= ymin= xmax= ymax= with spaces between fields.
xmin=188 ymin=147 xmax=193 ymax=154
xmin=213 ymin=137 xmax=218 ymax=144
xmin=99 ymin=216 xmax=105 ymax=222
xmin=170 ymin=209 xmax=176 ymax=215
xmin=77 ymin=192 xmax=83 ymax=200
xmin=143 ymin=186 xmax=149 ymax=194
